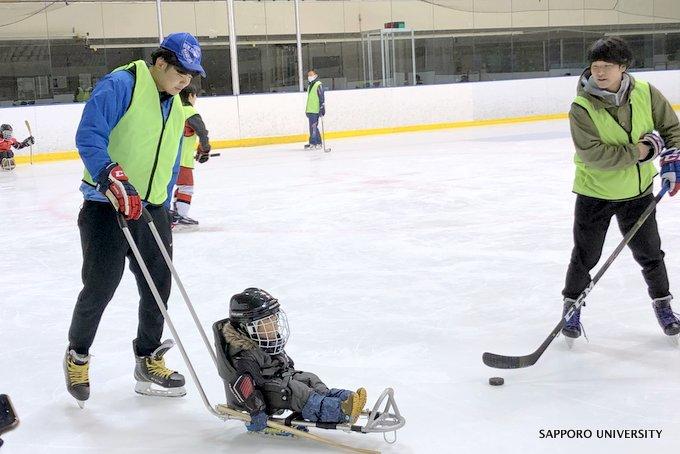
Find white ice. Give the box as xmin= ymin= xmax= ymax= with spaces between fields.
xmin=2 ymin=119 xmax=680 ymax=454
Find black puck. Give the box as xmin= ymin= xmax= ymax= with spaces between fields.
xmin=489 ymin=377 xmax=504 ymax=386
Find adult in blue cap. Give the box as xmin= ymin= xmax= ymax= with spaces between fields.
xmin=64 ymin=32 xmax=205 ymax=407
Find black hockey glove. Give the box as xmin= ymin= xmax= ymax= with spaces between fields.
xmin=19 ymin=136 xmax=34 ymax=148
xmin=195 ymin=143 xmax=211 ymax=163
xmin=229 ymin=374 xmax=267 ymax=415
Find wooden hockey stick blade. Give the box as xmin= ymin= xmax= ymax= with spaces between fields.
xmin=215 ymin=404 xmax=379 ymax=454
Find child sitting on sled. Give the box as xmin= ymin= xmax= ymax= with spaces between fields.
xmin=221 ymin=288 xmax=367 ymax=434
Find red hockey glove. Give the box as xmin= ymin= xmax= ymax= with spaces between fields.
xmin=95 ymin=163 xmax=142 ymax=220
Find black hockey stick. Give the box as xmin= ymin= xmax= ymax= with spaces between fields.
xmin=194 ymin=152 xmax=220 ymax=162
xmin=483 ymin=184 xmax=669 ymax=369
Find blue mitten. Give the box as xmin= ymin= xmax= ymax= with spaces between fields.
xmin=245 ymin=411 xmax=268 ymax=432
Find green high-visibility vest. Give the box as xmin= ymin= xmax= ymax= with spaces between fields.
xmin=83 ymin=60 xmax=185 ymax=205
xmin=181 ymin=104 xmax=198 ymax=169
xmin=572 ymin=79 xmax=657 ymax=200
xmin=305 ymin=80 xmax=322 ymax=114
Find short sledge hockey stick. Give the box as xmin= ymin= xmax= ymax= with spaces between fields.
xmin=483 ymin=185 xmax=669 ymax=369
xmin=24 ymin=120 xmax=33 ymax=165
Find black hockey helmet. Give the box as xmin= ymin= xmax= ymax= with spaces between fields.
xmin=230 ymin=288 xmax=280 ymax=324
xmin=0 ymin=124 xmax=12 ymax=139
xmin=229 ymin=288 xmax=289 ymax=354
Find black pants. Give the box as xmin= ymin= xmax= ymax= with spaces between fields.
xmin=562 ymin=193 xmax=670 ymax=300
xmin=68 ymin=201 xmax=173 ymax=356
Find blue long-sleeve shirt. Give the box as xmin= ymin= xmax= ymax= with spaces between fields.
xmin=317 ymin=83 xmax=325 ymax=106
xmin=76 ymin=68 xmax=181 ymax=207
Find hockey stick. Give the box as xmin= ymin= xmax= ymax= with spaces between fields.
xmin=24 ymin=120 xmax=33 ymax=165
xmin=215 ymin=404 xmax=379 ymax=454
xmin=483 ymin=185 xmax=669 ymax=369
xmin=320 ymin=116 xmax=331 ymax=153
xmin=194 ymin=152 xmax=220 ymax=161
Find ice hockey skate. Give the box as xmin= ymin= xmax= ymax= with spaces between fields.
xmin=133 ymin=339 xmax=186 ymax=397
xmin=561 ymin=298 xmax=583 ymax=349
xmin=63 ymin=348 xmax=90 ymax=408
xmin=170 ymin=210 xmax=199 ymax=232
xmin=652 ymin=296 xmax=680 ymax=345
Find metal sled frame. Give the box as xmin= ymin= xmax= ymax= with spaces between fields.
xmin=117 ymin=208 xmax=405 ymax=453
xmin=261 ymin=388 xmax=405 ymax=442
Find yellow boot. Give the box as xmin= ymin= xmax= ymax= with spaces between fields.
xmin=340 ymin=388 xmax=367 ymax=424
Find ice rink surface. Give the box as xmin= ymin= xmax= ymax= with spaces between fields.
xmin=2 ymin=119 xmax=680 ymax=454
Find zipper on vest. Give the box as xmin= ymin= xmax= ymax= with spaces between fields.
xmin=628 ymin=103 xmax=644 ymax=195
xmin=144 ymin=108 xmax=169 ymax=201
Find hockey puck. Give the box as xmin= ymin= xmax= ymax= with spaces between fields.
xmin=488 ymin=377 xmax=504 ymax=386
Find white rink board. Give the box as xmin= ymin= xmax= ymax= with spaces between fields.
xmin=0 ymin=70 xmax=679 ymax=155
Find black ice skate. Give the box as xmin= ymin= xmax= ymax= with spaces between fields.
xmin=304 ymin=143 xmax=313 ymax=149
xmin=63 ymin=348 xmax=90 ymax=408
xmin=652 ymin=296 xmax=680 ymax=341
xmin=170 ymin=210 xmax=199 ymax=232
xmin=133 ymin=339 xmax=186 ymax=397
xmin=561 ymin=298 xmax=584 ymax=348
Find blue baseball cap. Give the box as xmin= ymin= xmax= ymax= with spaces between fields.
xmin=160 ymin=32 xmax=206 ymax=77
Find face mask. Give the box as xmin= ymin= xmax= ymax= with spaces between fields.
xmin=308 ymin=76 xmax=315 ymax=83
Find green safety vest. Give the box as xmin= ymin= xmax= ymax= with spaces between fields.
xmin=181 ymin=104 xmax=198 ymax=169
xmin=572 ymin=79 xmax=657 ymax=200
xmin=83 ymin=60 xmax=185 ymax=205
xmin=306 ymin=80 xmax=322 ymax=114
xmin=76 ymin=87 xmax=91 ymax=102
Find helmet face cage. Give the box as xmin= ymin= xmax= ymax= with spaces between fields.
xmin=1 ymin=128 xmax=12 ymax=139
xmin=244 ymin=310 xmax=289 ymax=355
